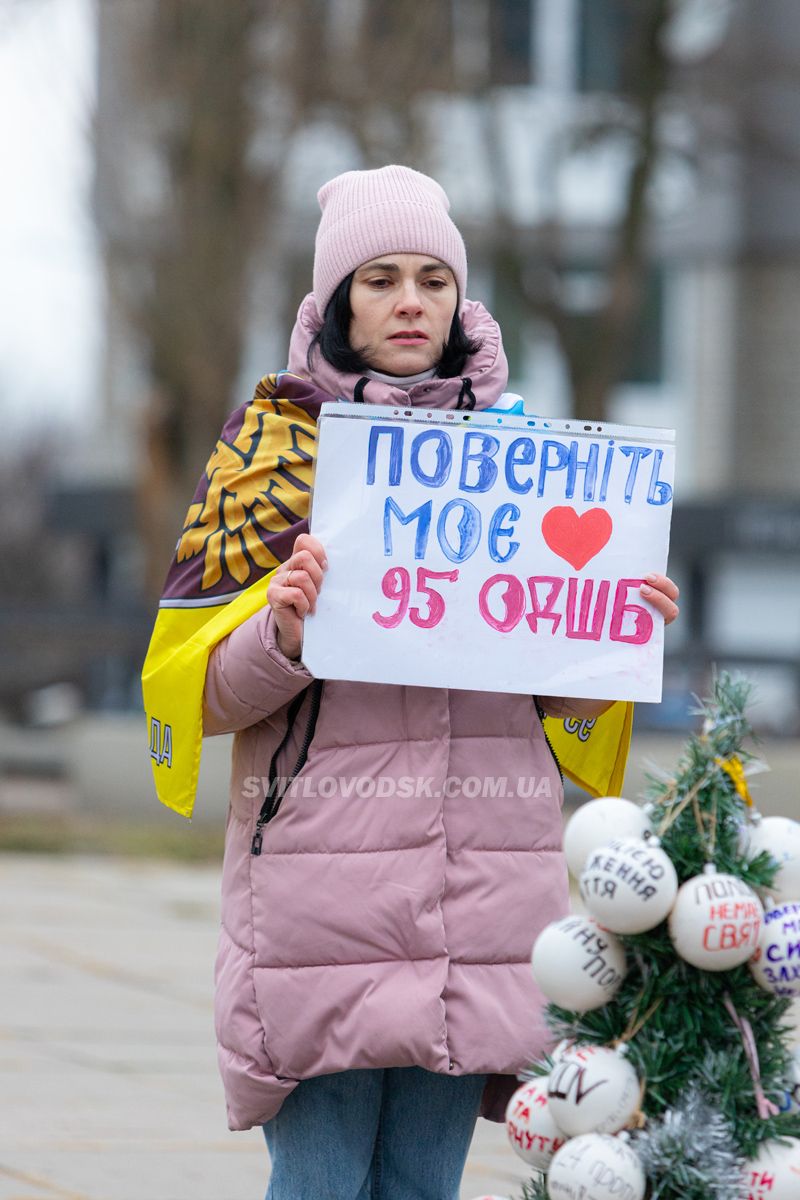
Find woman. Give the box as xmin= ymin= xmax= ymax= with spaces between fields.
xmin=199 ymin=166 xmax=679 ymax=1199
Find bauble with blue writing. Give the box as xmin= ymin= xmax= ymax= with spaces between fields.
xmin=748 ymin=900 xmax=800 ymax=997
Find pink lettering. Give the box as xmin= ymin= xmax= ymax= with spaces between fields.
xmin=478 ymin=574 xmax=526 ymax=632
xmin=565 ymin=577 xmax=610 ymax=641
xmin=526 ymin=576 xmax=564 ymax=634
xmin=609 ymin=578 xmax=654 ymax=644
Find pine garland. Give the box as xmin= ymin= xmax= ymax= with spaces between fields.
xmin=523 ymin=671 xmax=800 ymax=1200
xmin=520 ymin=1176 xmax=548 ymax=1200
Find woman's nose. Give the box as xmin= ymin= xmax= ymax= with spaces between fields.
xmin=395 ymin=283 xmax=424 ymax=316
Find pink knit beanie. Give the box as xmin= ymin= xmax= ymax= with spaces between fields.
xmin=313 ymin=165 xmax=468 ymax=316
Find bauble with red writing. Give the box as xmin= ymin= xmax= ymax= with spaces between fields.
xmin=743 ymin=1136 xmax=800 ymax=1200
xmin=668 ymin=866 xmax=763 ymax=971
xmin=505 ymin=1077 xmax=567 ymax=1170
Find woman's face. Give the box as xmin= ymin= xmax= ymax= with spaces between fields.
xmin=348 ymin=253 xmax=458 ymax=375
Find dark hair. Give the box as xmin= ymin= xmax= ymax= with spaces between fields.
xmin=307 ymin=272 xmax=482 ymax=379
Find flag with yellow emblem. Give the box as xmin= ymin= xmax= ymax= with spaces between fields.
xmin=142 ymin=372 xmax=322 ymax=818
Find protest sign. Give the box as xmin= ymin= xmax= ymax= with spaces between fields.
xmin=302 ymin=402 xmax=675 ymax=702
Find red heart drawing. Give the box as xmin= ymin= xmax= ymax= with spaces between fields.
xmin=541 ymin=506 xmax=613 ymax=570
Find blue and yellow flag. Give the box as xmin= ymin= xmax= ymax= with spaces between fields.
xmin=142 ymin=374 xmax=633 ymax=818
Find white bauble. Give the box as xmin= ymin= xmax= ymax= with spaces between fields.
xmin=668 ymin=869 xmax=763 ymax=971
xmin=777 ymin=1046 xmax=800 ymax=1116
xmin=531 ymin=915 xmax=627 ymax=1012
xmin=505 ymin=1078 xmax=568 ymax=1170
xmin=579 ymin=837 xmax=679 ymax=934
xmin=742 ymin=1137 xmax=800 ymax=1200
xmin=546 ymin=1044 xmax=640 ymax=1137
xmin=547 ymin=1133 xmax=646 ymax=1200
xmin=785 ymin=1048 xmax=800 ymax=1115
xmin=563 ymin=798 xmax=650 ymax=879
xmin=747 ymin=816 xmax=800 ymax=905
xmin=749 ymin=901 xmax=800 ymax=997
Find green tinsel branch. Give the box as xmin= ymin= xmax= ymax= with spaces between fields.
xmin=520 ymin=1176 xmax=548 ymax=1200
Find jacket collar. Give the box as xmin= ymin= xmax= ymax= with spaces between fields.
xmin=285 ymin=292 xmax=509 ymax=412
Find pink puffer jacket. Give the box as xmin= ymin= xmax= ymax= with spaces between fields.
xmin=203 ymin=296 xmax=571 ymax=1131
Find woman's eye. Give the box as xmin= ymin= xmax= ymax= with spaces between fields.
xmin=425 ymin=278 xmax=448 ymax=289
xmin=368 ymin=278 xmax=391 ymax=289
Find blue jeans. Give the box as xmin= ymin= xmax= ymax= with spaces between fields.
xmin=262 ymin=1065 xmax=488 ymax=1199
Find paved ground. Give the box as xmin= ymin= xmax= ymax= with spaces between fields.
xmin=0 ymin=854 xmax=530 ymax=1200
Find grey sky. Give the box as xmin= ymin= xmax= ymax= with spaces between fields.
xmin=1 ymin=0 xmax=99 ymax=437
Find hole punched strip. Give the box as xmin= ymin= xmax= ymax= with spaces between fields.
xmin=321 ymin=402 xmax=674 ymax=448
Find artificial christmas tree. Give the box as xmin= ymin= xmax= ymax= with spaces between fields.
xmin=510 ymin=673 xmax=800 ymax=1200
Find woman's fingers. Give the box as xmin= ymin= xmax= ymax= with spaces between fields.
xmin=266 ymin=539 xmax=328 ymax=661
xmin=642 ymin=572 xmax=679 ymax=601
xmin=639 ymin=573 xmax=680 ymax=626
xmin=289 ymin=548 xmax=325 ymax=592
xmin=270 ymin=575 xmax=314 ymax=615
xmin=268 ymin=540 xmax=328 ymax=619
xmin=277 ymin=555 xmax=325 ymax=613
xmin=279 ymin=537 xmax=329 ymax=607
xmin=293 ymin=532 xmax=328 ymax=570
xmin=286 ymin=572 xmax=318 ymax=615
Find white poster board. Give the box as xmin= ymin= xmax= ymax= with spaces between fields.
xmin=302 ymin=403 xmax=675 ymax=702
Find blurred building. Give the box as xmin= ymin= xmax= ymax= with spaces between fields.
xmin=12 ymin=0 xmax=800 ymax=731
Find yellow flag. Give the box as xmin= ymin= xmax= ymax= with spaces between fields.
xmin=544 ymin=701 xmax=634 ymax=798
xmin=142 ymin=572 xmax=277 ymax=818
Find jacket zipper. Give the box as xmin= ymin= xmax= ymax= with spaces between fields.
xmin=251 ymin=679 xmax=324 ymax=856
xmin=534 ymin=698 xmax=563 ymax=783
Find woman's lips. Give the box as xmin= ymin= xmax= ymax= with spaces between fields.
xmin=388 ymin=331 xmax=429 ymax=343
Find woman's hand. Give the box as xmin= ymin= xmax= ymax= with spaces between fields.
xmin=268 ymin=534 xmax=328 ymax=661
xmin=639 ymin=572 xmax=680 ymax=625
